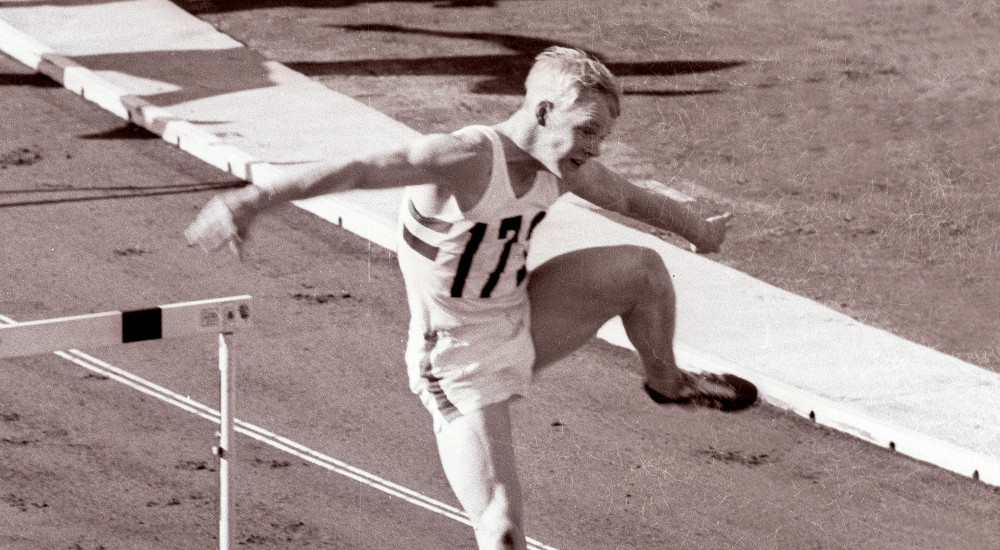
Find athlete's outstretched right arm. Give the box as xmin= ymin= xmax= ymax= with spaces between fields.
xmin=563 ymin=160 xmax=732 ymax=253
xmin=185 ymin=134 xmax=477 ymax=254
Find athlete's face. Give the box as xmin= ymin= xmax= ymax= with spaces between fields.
xmin=538 ymin=90 xmax=617 ymax=177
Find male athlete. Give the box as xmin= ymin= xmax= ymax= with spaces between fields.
xmin=186 ymin=47 xmax=756 ymax=550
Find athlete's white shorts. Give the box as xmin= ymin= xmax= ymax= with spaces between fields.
xmin=406 ymin=303 xmax=535 ymax=431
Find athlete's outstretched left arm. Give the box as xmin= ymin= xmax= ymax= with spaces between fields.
xmin=564 ymin=160 xmax=731 ymax=253
xmin=185 ymin=134 xmax=478 ymax=254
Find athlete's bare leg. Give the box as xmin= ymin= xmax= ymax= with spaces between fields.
xmin=435 ymin=400 xmax=527 ymax=550
xmin=528 ymin=245 xmax=689 ymax=397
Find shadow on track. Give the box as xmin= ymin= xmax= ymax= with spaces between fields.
xmin=285 ymin=24 xmax=744 ymax=95
xmin=0 ymin=181 xmax=245 ymax=208
xmin=0 ymin=72 xmax=61 ymax=87
xmin=78 ymin=124 xmax=161 ymax=140
xmin=169 ymin=0 xmax=500 ymax=13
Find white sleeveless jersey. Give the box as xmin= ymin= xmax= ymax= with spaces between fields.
xmin=398 ymin=125 xmax=560 ymax=330
xmin=398 ymin=125 xmax=560 ymax=418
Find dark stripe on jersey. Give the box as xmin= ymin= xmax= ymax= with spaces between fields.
xmin=402 ymin=225 xmax=439 ymax=261
xmin=408 ymin=200 xmax=453 ymax=233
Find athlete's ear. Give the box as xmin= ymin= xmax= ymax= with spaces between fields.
xmin=535 ymin=100 xmax=553 ymax=126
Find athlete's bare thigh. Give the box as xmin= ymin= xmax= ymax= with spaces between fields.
xmin=527 ymin=244 xmax=667 ymax=370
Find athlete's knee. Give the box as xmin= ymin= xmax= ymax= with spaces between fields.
xmin=627 ymin=247 xmax=673 ymax=299
xmin=473 ymin=496 xmax=526 ymax=550
xmin=474 ymin=519 xmax=525 ymax=550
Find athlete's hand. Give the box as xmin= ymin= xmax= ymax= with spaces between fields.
xmin=689 ymin=211 xmax=732 ymax=254
xmin=185 ymin=193 xmax=249 ymax=257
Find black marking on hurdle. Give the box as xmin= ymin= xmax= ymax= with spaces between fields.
xmin=121 ymin=307 xmax=163 ymax=343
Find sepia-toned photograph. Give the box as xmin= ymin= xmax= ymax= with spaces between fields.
xmin=1 ymin=0 xmax=997 ymax=548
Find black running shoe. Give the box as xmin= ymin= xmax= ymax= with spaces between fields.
xmin=645 ymin=372 xmax=757 ymax=412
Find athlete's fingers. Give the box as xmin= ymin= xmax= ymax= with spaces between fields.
xmin=228 ymin=236 xmax=243 ymax=260
xmin=689 ymin=212 xmax=732 ymax=254
xmin=185 ymin=196 xmax=241 ymax=253
xmin=707 ymin=211 xmax=733 ymax=225
xmin=187 ymin=220 xmax=228 ymax=252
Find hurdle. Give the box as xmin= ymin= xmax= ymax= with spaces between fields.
xmin=0 ymin=295 xmax=251 ymax=550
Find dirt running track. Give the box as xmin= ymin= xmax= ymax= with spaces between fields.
xmin=1 ymin=7 xmax=999 ymax=550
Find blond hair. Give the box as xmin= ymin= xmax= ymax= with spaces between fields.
xmin=524 ymin=47 xmax=622 ymax=117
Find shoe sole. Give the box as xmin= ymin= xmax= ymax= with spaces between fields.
xmin=645 ymin=373 xmax=758 ymax=412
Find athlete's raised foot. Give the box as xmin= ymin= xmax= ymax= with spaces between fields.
xmin=644 ymin=372 xmax=757 ymax=412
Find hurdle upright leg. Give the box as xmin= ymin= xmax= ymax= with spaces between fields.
xmin=217 ymin=332 xmax=234 ymax=550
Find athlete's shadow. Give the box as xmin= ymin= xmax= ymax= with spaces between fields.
xmin=169 ymin=0 xmax=498 ymax=12
xmin=0 ymin=72 xmax=61 ymax=87
xmin=287 ymin=24 xmax=743 ymax=95
xmin=4 ymin=4 xmax=739 ymax=143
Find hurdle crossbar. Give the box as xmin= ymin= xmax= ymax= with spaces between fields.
xmin=0 ymin=296 xmax=251 ymax=358
xmin=0 ymin=295 xmax=251 ymax=550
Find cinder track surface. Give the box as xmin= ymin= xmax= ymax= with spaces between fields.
xmin=2 ymin=3 xmax=999 ymax=548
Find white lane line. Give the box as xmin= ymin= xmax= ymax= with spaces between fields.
xmin=0 ymin=313 xmax=558 ymax=550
